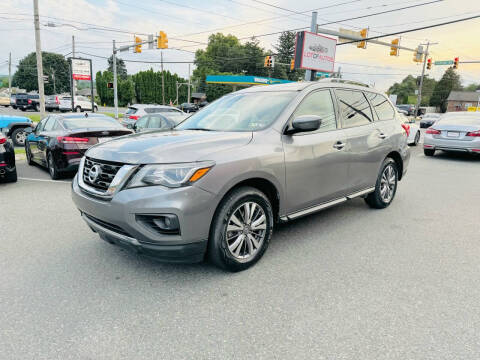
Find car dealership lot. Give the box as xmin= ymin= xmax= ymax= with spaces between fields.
xmin=1 ymin=147 xmax=480 ymax=359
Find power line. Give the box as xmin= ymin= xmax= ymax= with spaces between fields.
xmin=338 ymin=14 xmax=480 ymax=45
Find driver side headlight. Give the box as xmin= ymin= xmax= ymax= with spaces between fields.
xmin=126 ymin=161 xmax=215 ymax=188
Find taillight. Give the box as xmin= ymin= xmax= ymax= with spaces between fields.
xmin=401 ymin=124 xmax=410 ymax=137
xmin=0 ymin=137 xmax=6 ymax=144
xmin=28 ymin=99 xmax=32 ymax=104
xmin=466 ymin=130 xmax=480 ymax=137
xmin=426 ymin=128 xmax=441 ymax=135
xmin=57 ymin=136 xmax=89 ymax=144
xmin=55 ymin=96 xmax=60 ymax=104
xmin=129 ymin=115 xmax=139 ymax=120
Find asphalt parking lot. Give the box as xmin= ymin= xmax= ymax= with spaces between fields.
xmin=2 ymin=147 xmax=480 ymax=359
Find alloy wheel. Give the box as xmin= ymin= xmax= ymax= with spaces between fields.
xmin=380 ymin=164 xmax=396 ymax=203
xmin=15 ymin=131 xmax=26 ymax=146
xmin=226 ymin=201 xmax=267 ymax=262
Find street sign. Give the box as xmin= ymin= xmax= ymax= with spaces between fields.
xmin=42 ymin=75 xmax=48 ymax=83
xmin=294 ymin=31 xmax=337 ymax=73
xmin=71 ymin=58 xmax=92 ymax=80
xmin=434 ymin=60 xmax=454 ymax=65
xmin=315 ymin=72 xmax=331 ymax=78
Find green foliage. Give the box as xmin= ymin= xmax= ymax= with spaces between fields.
xmin=107 ymin=55 xmax=128 ymax=80
xmin=273 ymin=31 xmax=305 ymax=81
xmin=12 ymin=52 xmax=70 ymax=95
xmin=388 ymin=75 xmax=418 ymax=104
xmin=430 ymin=68 xmax=462 ymax=112
xmin=132 ymin=69 xmax=188 ymax=104
xmin=464 ymin=83 xmax=480 ymax=92
xmin=96 ymin=71 xmax=135 ymax=107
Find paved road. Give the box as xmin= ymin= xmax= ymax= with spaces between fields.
xmin=2 ymin=147 xmax=480 ymax=359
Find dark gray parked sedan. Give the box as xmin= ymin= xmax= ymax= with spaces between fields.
xmin=72 ymin=80 xmax=410 ymax=271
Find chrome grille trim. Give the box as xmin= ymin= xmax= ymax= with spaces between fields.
xmin=78 ymin=156 xmax=138 ymax=199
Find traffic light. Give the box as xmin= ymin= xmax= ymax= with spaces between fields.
xmin=264 ymin=56 xmax=274 ymax=68
xmin=134 ymin=36 xmax=142 ymax=53
xmin=107 ymin=82 xmax=113 ymax=89
xmin=357 ymin=28 xmax=368 ymax=49
xmin=290 ymin=59 xmax=295 ymax=71
xmin=157 ymin=31 xmax=168 ymax=49
xmin=453 ymin=57 xmax=459 ymax=69
xmin=413 ymin=45 xmax=423 ymax=63
xmin=390 ymin=38 xmax=399 ymax=56
xmin=427 ymin=58 xmax=432 ymax=70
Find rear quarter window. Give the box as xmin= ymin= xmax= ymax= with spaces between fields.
xmin=365 ymin=92 xmax=395 ymax=121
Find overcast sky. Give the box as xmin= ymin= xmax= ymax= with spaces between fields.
xmin=1 ymin=0 xmax=479 ymax=91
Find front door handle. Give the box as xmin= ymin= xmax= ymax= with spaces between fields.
xmin=378 ymin=132 xmax=387 ymax=139
xmin=333 ymin=141 xmax=345 ymax=150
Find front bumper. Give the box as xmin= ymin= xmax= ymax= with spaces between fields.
xmin=71 ymin=174 xmax=216 ymax=263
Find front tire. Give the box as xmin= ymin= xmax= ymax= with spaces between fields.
xmin=208 ymin=186 xmax=274 ymax=272
xmin=47 ymin=152 xmax=60 ymax=180
xmin=25 ymin=142 xmax=34 ymax=165
xmin=413 ymin=131 xmax=420 ymax=146
xmin=11 ymin=127 xmax=27 ymax=146
xmin=365 ymin=158 xmax=398 ymax=209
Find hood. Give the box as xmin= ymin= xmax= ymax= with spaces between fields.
xmin=85 ymin=130 xmax=253 ymax=164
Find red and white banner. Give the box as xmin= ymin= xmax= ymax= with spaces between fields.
xmin=295 ymin=31 xmax=337 ymax=73
xmin=71 ymin=59 xmax=91 ymax=81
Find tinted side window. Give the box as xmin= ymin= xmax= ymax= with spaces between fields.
xmin=365 ymin=92 xmax=395 ymax=121
xmin=43 ymin=117 xmax=56 ymax=131
xmin=292 ymin=90 xmax=337 ymax=132
xmin=335 ymin=89 xmax=373 ymax=128
xmin=36 ymin=117 xmax=48 ymax=132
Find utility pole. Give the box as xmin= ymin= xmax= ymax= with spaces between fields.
xmin=112 ymin=40 xmax=118 ymax=119
xmin=187 ymin=63 xmax=191 ymax=104
xmin=305 ymin=11 xmax=318 ymax=81
xmin=8 ymin=52 xmax=11 ymax=96
xmin=33 ymin=0 xmax=45 ymax=118
xmin=51 ymin=67 xmax=56 ymax=94
xmin=415 ymin=42 xmax=438 ymax=116
xmin=161 ymin=51 xmax=165 ymax=105
xmin=72 ymin=35 xmax=76 ymax=98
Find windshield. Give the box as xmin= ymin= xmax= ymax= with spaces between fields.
xmin=177 ymin=91 xmax=296 ymax=132
xmin=62 ymin=117 xmax=123 ymax=129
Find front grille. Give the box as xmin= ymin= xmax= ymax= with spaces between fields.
xmin=83 ymin=157 xmax=123 ymax=192
xmin=84 ymin=213 xmax=133 ymax=238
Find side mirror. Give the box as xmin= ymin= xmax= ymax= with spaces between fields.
xmin=286 ymin=115 xmax=322 ymax=135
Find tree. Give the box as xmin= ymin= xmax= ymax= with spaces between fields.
xmin=273 ymin=31 xmax=305 ymax=81
xmin=12 ymin=52 xmax=70 ymax=95
xmin=96 ymin=71 xmax=135 ymax=107
xmin=464 ymin=83 xmax=480 ymax=92
xmin=107 ymin=55 xmax=128 ymax=80
xmin=430 ymin=68 xmax=462 ymax=112
xmin=387 ymin=75 xmax=417 ymax=104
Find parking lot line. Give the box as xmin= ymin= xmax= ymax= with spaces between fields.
xmin=18 ymin=177 xmax=71 ymax=184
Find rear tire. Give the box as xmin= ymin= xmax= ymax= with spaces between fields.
xmin=413 ymin=131 xmax=420 ymax=146
xmin=47 ymin=152 xmax=60 ymax=180
xmin=424 ymin=148 xmax=435 ymax=156
xmin=11 ymin=127 xmax=27 ymax=146
xmin=75 ymin=106 xmax=82 ymax=113
xmin=208 ymin=186 xmax=274 ymax=272
xmin=6 ymin=169 xmax=17 ymax=183
xmin=365 ymin=158 xmax=398 ymax=209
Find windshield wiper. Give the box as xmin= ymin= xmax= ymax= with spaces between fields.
xmin=185 ymin=128 xmax=214 ymax=131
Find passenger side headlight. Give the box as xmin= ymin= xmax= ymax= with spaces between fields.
xmin=126 ymin=161 xmax=215 ymax=188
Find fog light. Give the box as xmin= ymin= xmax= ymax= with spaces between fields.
xmin=152 ymin=215 xmax=179 ymax=231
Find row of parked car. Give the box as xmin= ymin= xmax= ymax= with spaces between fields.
xmin=1 ymin=93 xmax=99 ymax=113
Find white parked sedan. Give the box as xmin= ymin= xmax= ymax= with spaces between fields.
xmin=399 ymin=114 xmax=421 ymax=146
xmin=59 ymin=96 xmax=98 ymax=112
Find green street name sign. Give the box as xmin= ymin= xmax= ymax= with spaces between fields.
xmin=434 ymin=60 xmax=454 ymax=65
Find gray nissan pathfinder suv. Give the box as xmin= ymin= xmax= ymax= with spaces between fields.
xmin=72 ymin=80 xmax=410 ymax=271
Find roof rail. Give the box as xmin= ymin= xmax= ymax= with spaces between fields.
xmin=318 ymin=78 xmax=371 ymax=88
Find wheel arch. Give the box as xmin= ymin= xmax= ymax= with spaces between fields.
xmin=386 ymin=151 xmax=404 ymax=180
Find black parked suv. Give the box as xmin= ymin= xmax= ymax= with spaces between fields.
xmin=16 ymin=93 xmax=40 ymax=112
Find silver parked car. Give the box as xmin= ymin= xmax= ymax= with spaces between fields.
xmin=72 ymin=80 xmax=410 ymax=271
xmin=424 ymin=112 xmax=480 ymax=156
xmin=121 ymin=104 xmax=185 ymax=127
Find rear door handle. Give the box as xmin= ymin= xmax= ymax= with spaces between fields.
xmin=333 ymin=141 xmax=345 ymax=150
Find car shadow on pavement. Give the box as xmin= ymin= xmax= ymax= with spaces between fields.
xmin=428 ymin=151 xmax=480 ymax=162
